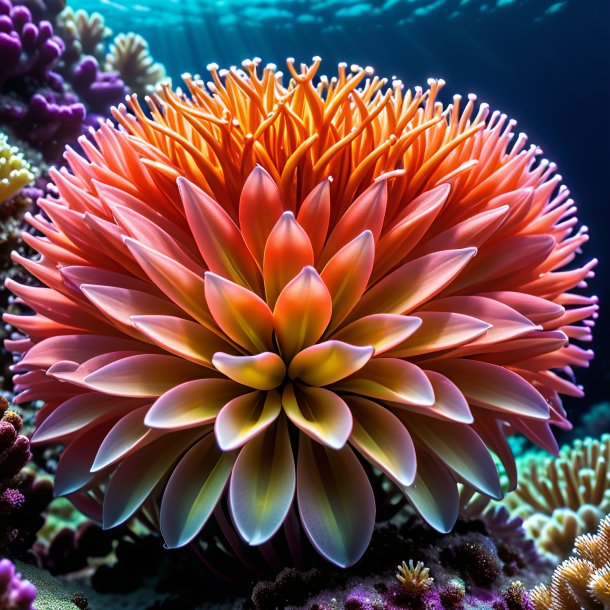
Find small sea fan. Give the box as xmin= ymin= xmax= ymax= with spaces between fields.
xmin=396 ymin=560 xmax=433 ymax=592
xmin=5 ymin=58 xmax=596 ymax=568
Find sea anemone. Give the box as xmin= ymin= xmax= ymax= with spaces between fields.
xmin=5 ymin=58 xmax=596 ymax=568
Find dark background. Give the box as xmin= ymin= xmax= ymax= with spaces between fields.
xmin=80 ymin=0 xmax=610 ymax=426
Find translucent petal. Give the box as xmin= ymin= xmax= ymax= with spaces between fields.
xmin=32 ymin=393 xmax=141 ymax=443
xmin=178 ymin=176 xmax=261 ymax=290
xmin=333 ymin=358 xmax=435 ymax=406
xmin=320 ymin=181 xmax=387 ymax=266
xmin=402 ymin=450 xmax=459 ymax=533
xmin=282 ymin=384 xmax=352 ymax=449
xmin=296 ymin=179 xmax=331 ymax=260
xmin=288 ymin=341 xmax=373 ymax=387
xmin=373 ymin=183 xmax=448 ymax=282
xmin=297 ymin=435 xmax=375 ymax=567
xmin=263 ymin=212 xmax=314 ymax=307
xmin=54 ymin=421 xmax=115 ymax=496
xmin=229 ymin=416 xmax=295 ymax=545
xmin=321 ymin=231 xmax=374 ymax=330
xmin=405 ymin=415 xmax=502 ymax=499
xmin=131 ymin=315 xmax=232 ymax=367
xmin=350 ymin=248 xmax=477 ymax=318
xmin=204 ymin=272 xmax=274 ymax=353
xmin=347 ymin=396 xmax=416 ymax=486
xmin=124 ymin=237 xmax=216 ymax=329
xmin=215 ymin=390 xmax=281 ymax=450
xmin=212 ymin=352 xmax=286 ymax=390
xmin=427 ymin=359 xmax=550 ymax=419
xmin=273 ymin=267 xmax=332 ymax=359
xmin=161 ymin=433 xmax=236 ymax=548
xmin=387 ymin=311 xmax=490 ymax=358
xmin=332 ymin=314 xmax=421 ymax=355
xmin=83 ymin=354 xmax=205 ymax=397
xmin=239 ymin=166 xmax=285 ymax=266
xmin=145 ymin=378 xmax=246 ymax=429
xmin=103 ymin=430 xmax=201 ymax=529
xmin=20 ymin=334 xmax=147 ymax=370
xmin=92 ymin=406 xmax=161 ymax=472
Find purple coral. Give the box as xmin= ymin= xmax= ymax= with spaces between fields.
xmin=0 ymin=558 xmax=36 ymax=610
xmin=0 ymin=0 xmax=124 ymax=162
xmin=0 ymin=397 xmax=32 ymax=551
xmin=66 ymin=55 xmax=124 ymax=119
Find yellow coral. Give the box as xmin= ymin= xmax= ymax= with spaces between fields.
xmin=531 ymin=514 xmax=610 ymax=609
xmin=105 ymin=33 xmax=166 ymax=97
xmin=396 ymin=560 xmax=434 ymax=593
xmin=0 ymin=133 xmax=34 ymax=204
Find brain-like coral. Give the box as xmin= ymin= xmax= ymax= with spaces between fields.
xmin=5 ymin=58 xmax=596 ymax=568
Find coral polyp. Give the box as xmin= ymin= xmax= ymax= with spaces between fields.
xmin=5 ymin=58 xmax=595 ymax=568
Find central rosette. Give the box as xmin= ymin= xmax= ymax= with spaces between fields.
xmin=140 ymin=170 xmax=435 ymax=457
xmin=208 ymin=259 xmax=379 ymax=450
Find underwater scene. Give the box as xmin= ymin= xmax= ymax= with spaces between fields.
xmin=0 ymin=0 xmax=609 ymax=608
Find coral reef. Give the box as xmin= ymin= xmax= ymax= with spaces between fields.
xmin=0 ymin=0 xmax=86 ymax=162
xmin=5 ymin=57 xmax=596 ymax=572
xmin=0 ymin=558 xmax=36 ymax=610
xmin=248 ymin=516 xmax=543 ymax=610
xmin=531 ymin=513 xmax=610 ymax=609
xmin=246 ymin=522 xmax=533 ymax=610
xmin=105 ymin=32 xmax=166 ymax=98
xmin=504 ymin=435 xmax=610 ymax=560
xmin=0 ymin=0 xmax=128 ymax=164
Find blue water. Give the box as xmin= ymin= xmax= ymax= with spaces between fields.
xmin=73 ymin=0 xmax=610 ymax=416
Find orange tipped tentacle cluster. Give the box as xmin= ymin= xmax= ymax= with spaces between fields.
xmin=6 ymin=58 xmax=596 ymax=568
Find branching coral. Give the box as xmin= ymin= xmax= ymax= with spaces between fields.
xmin=0 ymin=558 xmax=36 ymax=610
xmin=5 ymin=58 xmax=596 ymax=569
xmin=105 ymin=32 xmax=165 ymax=97
xmin=531 ymin=514 xmax=610 ymax=610
xmin=0 ymin=134 xmax=32 ymax=205
xmin=55 ymin=7 xmax=110 ymax=64
xmin=504 ymin=435 xmax=610 ymax=560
